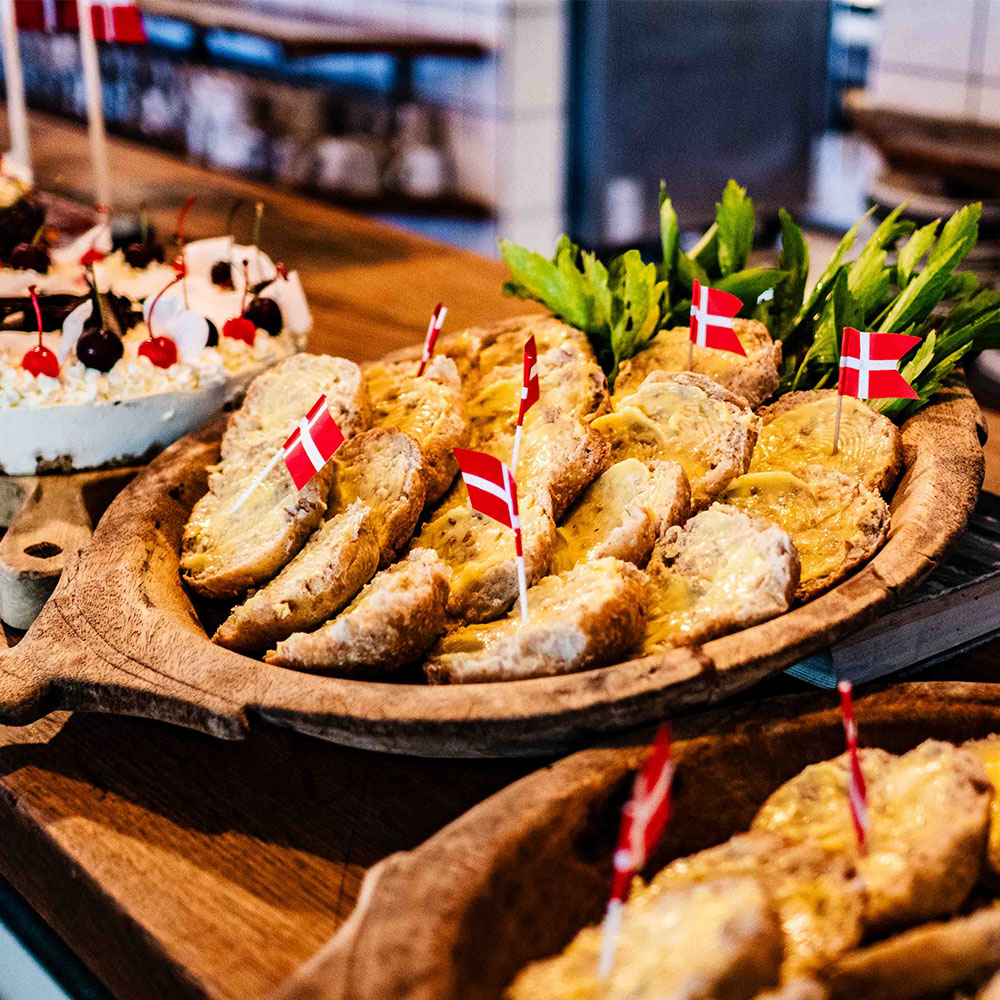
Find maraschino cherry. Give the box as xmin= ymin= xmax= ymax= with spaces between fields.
xmin=77 ymin=327 xmax=123 ymax=372
xmin=123 ymin=207 xmax=164 ymax=268
xmin=77 ymin=263 xmax=124 ymax=372
xmin=10 ymin=238 xmax=51 ymax=273
xmin=141 ymin=270 xmax=184 ymax=370
xmin=222 ymin=259 xmax=257 ymax=345
xmin=210 ymin=260 xmax=233 ymax=288
xmin=22 ymin=285 xmax=59 ymax=378
xmin=138 ymin=335 xmax=178 ymax=368
xmin=243 ymin=296 xmax=282 ymax=336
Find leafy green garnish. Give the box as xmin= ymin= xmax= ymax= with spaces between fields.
xmin=500 ymin=182 xmax=990 ymax=419
xmin=715 ymin=180 xmax=755 ymax=277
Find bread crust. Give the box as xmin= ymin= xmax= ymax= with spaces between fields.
xmin=220 ymin=353 xmax=371 ymax=463
xmin=266 ymin=548 xmax=449 ymax=675
xmin=425 ymin=558 xmax=646 ymax=683
xmin=642 ymin=503 xmax=800 ymax=652
xmin=551 ymin=459 xmax=690 ymax=573
xmin=413 ymin=494 xmax=557 ymax=624
xmin=364 ymin=355 xmax=470 ymax=504
xmin=594 ymin=371 xmax=759 ymax=509
xmin=723 ymin=465 xmax=890 ymax=602
xmin=753 ymin=389 xmax=904 ymax=495
xmin=213 ymin=500 xmax=379 ymax=653
xmin=182 ymin=353 xmax=372 ymax=599
xmin=615 ymin=318 xmax=781 ymax=407
xmin=181 ymin=457 xmax=334 ymax=600
xmin=329 ymin=427 xmax=426 ymax=567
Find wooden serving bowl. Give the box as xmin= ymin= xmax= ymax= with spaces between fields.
xmin=0 ymin=381 xmax=985 ymax=757
xmin=270 ymin=681 xmax=1000 ymax=1000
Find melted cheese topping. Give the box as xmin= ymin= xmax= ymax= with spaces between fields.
xmin=593 ymin=379 xmax=744 ymax=503
xmin=723 ymin=470 xmax=872 ymax=596
xmin=751 ymin=395 xmax=899 ymax=492
xmin=552 ymin=459 xmax=651 ymax=572
xmin=643 ymin=505 xmax=792 ymax=651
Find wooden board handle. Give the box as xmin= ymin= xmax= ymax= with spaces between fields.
xmin=0 ymin=650 xmax=53 ymax=725
xmin=0 ymin=475 xmax=96 ymax=630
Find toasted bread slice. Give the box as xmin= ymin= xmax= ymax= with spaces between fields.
xmin=220 ymin=353 xmax=370 ymax=463
xmin=518 ymin=415 xmax=611 ymax=521
xmin=616 ymin=319 xmax=781 ymax=408
xmin=182 ymin=353 xmax=371 ymax=598
xmin=645 ymin=832 xmax=865 ymax=979
xmin=425 ymin=557 xmax=646 ymax=683
xmin=475 ymin=315 xmax=597 ymax=379
xmin=467 ymin=340 xmax=609 ymax=455
xmin=723 ymin=467 xmax=890 ymax=602
xmin=413 ymin=492 xmax=557 ymax=624
xmin=213 ymin=501 xmax=379 ymax=653
xmin=960 ymin=735 xmax=1000 ymax=882
xmin=593 ymin=371 xmax=759 ymax=509
xmin=364 ymin=355 xmax=469 ymax=504
xmin=507 ymin=877 xmax=783 ymax=1000
xmin=181 ymin=450 xmax=335 ymax=600
xmin=826 ymin=904 xmax=1000 ymax=1000
xmin=551 ymin=459 xmax=690 ymax=574
xmin=753 ymin=740 xmax=992 ymax=935
xmin=328 ymin=428 xmax=426 ymax=567
xmin=752 ymin=390 xmax=903 ymax=494
xmin=266 ymin=548 xmax=449 ymax=675
xmin=642 ymin=503 xmax=799 ymax=653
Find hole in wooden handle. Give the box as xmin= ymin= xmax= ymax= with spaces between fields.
xmin=23 ymin=542 xmax=63 ymax=559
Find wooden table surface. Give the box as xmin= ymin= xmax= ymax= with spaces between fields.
xmin=1 ymin=111 xmax=999 ymax=1000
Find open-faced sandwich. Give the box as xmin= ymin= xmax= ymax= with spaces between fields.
xmin=177 ymin=180 xmax=997 ymax=685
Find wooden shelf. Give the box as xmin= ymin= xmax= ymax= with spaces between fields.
xmin=135 ymin=0 xmax=493 ymax=59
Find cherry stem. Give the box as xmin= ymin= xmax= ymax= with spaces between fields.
xmin=140 ymin=204 xmax=149 ymax=244
xmin=226 ymin=198 xmax=251 ymax=252
xmin=28 ymin=284 xmax=43 ymax=348
xmin=252 ymin=202 xmax=263 ymax=274
xmin=240 ymin=259 xmax=250 ymax=317
xmin=87 ymin=263 xmax=107 ymax=329
xmin=31 ymin=223 xmax=45 ymax=245
xmin=175 ymin=196 xmax=195 ymax=249
xmin=148 ymin=274 xmax=184 ymax=341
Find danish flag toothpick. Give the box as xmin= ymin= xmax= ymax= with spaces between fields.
xmin=511 ymin=335 xmax=539 ymax=472
xmin=232 ymin=394 xmax=344 ymax=512
xmin=453 ymin=447 xmax=529 ymax=621
xmin=688 ymin=278 xmax=745 ymax=369
xmin=838 ymin=680 xmax=869 ymax=855
xmin=416 ymin=302 xmax=447 ymax=376
xmin=598 ymin=724 xmax=674 ymax=980
xmin=833 ymin=327 xmax=920 ymax=453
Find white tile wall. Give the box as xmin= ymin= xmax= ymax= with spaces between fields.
xmin=268 ymin=0 xmax=569 ymax=253
xmin=869 ymin=0 xmax=1000 ymax=124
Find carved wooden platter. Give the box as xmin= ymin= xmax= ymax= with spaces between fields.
xmin=270 ymin=680 xmax=1000 ymax=1000
xmin=0 ymin=381 xmax=985 ymax=757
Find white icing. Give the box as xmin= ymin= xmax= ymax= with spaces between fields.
xmin=60 ymin=299 xmax=92 ymax=362
xmin=182 ymin=237 xmax=277 ymax=286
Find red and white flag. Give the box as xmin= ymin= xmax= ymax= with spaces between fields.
xmin=838 ymin=680 xmax=869 ymax=855
xmin=453 ymin=446 xmax=528 ymax=620
xmin=282 ymin=394 xmax=345 ymax=490
xmin=690 ymin=278 xmax=745 ymax=356
xmin=416 ymin=302 xmax=447 ymax=376
xmin=16 ymin=1 xmax=146 ymax=41
xmin=511 ymin=335 xmax=539 ymax=471
xmin=599 ymin=724 xmax=674 ymax=978
xmin=838 ymin=327 xmax=920 ymax=400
